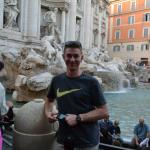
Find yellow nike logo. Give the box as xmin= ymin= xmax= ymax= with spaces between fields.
xmin=57 ymin=88 xmax=81 ymax=98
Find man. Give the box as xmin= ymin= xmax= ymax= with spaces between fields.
xmin=132 ymin=117 xmax=150 ymax=148
xmin=44 ymin=41 xmax=108 ymax=150
xmin=99 ymin=115 xmax=114 ymax=145
xmin=139 ymin=133 xmax=150 ymax=150
xmin=0 ymin=61 xmax=13 ymax=122
xmin=0 ymin=61 xmax=8 ymax=116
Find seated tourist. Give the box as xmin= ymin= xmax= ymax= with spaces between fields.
xmin=112 ymin=120 xmax=123 ymax=146
xmin=132 ymin=117 xmax=150 ymax=148
xmin=139 ymin=133 xmax=150 ymax=150
xmin=99 ymin=115 xmax=114 ymax=145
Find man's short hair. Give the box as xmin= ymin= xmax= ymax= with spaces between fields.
xmin=0 ymin=61 xmax=4 ymax=71
xmin=63 ymin=41 xmax=82 ymax=52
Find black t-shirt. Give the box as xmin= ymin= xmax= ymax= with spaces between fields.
xmin=47 ymin=73 xmax=106 ymax=148
xmin=114 ymin=126 xmax=121 ymax=135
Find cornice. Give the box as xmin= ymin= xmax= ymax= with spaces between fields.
xmin=41 ymin=0 xmax=69 ymax=11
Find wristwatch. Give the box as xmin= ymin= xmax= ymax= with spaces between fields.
xmin=76 ymin=114 xmax=81 ymax=123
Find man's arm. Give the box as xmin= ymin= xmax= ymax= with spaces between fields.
xmin=80 ymin=104 xmax=108 ymax=122
xmin=65 ymin=104 xmax=108 ymax=126
xmin=146 ymin=125 xmax=150 ymax=137
xmin=133 ymin=126 xmax=139 ymax=145
xmin=44 ymin=98 xmax=58 ymax=123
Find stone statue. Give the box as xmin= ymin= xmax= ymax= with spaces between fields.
xmin=77 ymin=0 xmax=81 ymax=7
xmin=44 ymin=8 xmax=62 ymax=43
xmin=4 ymin=0 xmax=19 ymax=28
xmin=75 ymin=19 xmax=80 ymax=41
xmin=41 ymin=36 xmax=66 ymax=70
xmin=41 ymin=36 xmax=61 ymax=61
xmin=93 ymin=29 xmax=98 ymax=46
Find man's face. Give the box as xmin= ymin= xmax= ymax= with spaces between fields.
xmin=63 ymin=48 xmax=83 ymax=72
xmin=139 ymin=118 xmax=144 ymax=125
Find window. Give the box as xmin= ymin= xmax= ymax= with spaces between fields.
xmin=113 ymin=45 xmax=120 ymax=52
xmin=143 ymin=27 xmax=149 ymax=37
xmin=141 ymin=44 xmax=149 ymax=50
xmin=128 ymin=16 xmax=135 ymax=24
xmin=116 ymin=18 xmax=121 ymax=26
xmin=127 ymin=45 xmax=134 ymax=51
xmin=144 ymin=13 xmax=150 ymax=21
xmin=131 ymin=0 xmax=136 ymax=10
xmin=118 ymin=4 xmax=122 ymax=13
xmin=146 ymin=0 xmax=150 ymax=8
xmin=115 ymin=30 xmax=120 ymax=39
xmin=128 ymin=29 xmax=135 ymax=38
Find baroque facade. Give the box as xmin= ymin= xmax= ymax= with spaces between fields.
xmin=0 ymin=0 xmax=109 ymax=51
xmin=108 ymin=0 xmax=150 ymax=64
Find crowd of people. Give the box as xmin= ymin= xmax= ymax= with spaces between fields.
xmin=99 ymin=115 xmax=123 ymax=147
xmin=99 ymin=116 xmax=150 ymax=150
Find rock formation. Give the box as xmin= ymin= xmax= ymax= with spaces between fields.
xmin=0 ymin=37 xmax=138 ymax=101
xmin=1 ymin=36 xmax=66 ymax=101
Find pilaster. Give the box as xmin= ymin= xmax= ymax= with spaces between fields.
xmin=60 ymin=8 xmax=66 ymax=43
xmin=83 ymin=0 xmax=92 ymax=49
xmin=20 ymin=0 xmax=41 ymax=40
xmin=0 ymin=0 xmax=4 ymax=29
xmin=66 ymin=0 xmax=76 ymax=41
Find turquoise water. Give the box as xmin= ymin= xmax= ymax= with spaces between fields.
xmin=6 ymin=88 xmax=150 ymax=139
xmin=104 ymin=88 xmax=150 ymax=139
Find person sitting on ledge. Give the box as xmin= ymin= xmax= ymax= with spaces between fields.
xmin=132 ymin=117 xmax=150 ymax=148
xmin=112 ymin=120 xmax=123 ymax=146
xmin=99 ymin=115 xmax=114 ymax=145
xmin=0 ymin=61 xmax=14 ymax=125
xmin=138 ymin=133 xmax=150 ymax=150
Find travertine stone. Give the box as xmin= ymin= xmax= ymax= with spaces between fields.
xmin=26 ymin=72 xmax=53 ymax=91
xmin=61 ymin=9 xmax=66 ymax=42
xmin=14 ymin=99 xmax=58 ymax=150
xmin=0 ymin=0 xmax=4 ymax=29
xmin=21 ymin=0 xmax=41 ymax=39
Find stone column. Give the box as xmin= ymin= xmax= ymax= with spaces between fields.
xmin=98 ymin=9 xmax=102 ymax=49
xmin=83 ymin=0 xmax=92 ymax=49
xmin=109 ymin=17 xmax=113 ymax=43
xmin=90 ymin=3 xmax=94 ymax=48
xmin=66 ymin=0 xmax=76 ymax=40
xmin=105 ymin=10 xmax=109 ymax=51
xmin=0 ymin=0 xmax=4 ymax=29
xmin=20 ymin=0 xmax=41 ymax=40
xmin=61 ymin=8 xmax=66 ymax=43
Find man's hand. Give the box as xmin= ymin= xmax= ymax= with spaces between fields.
xmin=6 ymin=101 xmax=13 ymax=108
xmin=65 ymin=114 xmax=78 ymax=126
xmin=135 ymin=138 xmax=139 ymax=146
xmin=44 ymin=99 xmax=58 ymax=123
xmin=46 ymin=111 xmax=58 ymax=123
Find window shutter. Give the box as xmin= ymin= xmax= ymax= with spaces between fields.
xmin=143 ymin=14 xmax=146 ymax=21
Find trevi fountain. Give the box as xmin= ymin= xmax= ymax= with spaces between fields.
xmin=0 ymin=0 xmax=150 ymax=150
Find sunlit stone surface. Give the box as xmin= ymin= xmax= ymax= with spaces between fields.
xmin=14 ymin=99 xmax=58 ymax=150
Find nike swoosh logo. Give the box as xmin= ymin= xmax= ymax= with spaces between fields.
xmin=57 ymin=88 xmax=81 ymax=98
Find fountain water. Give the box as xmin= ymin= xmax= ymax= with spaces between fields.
xmin=104 ymin=88 xmax=150 ymax=139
